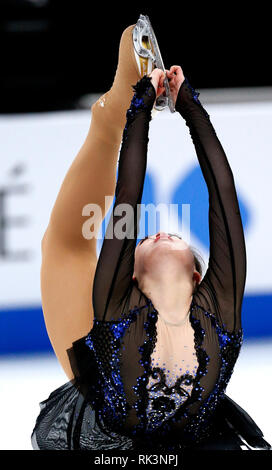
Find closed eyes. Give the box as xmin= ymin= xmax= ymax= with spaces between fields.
xmin=138 ymin=233 xmax=182 ymax=246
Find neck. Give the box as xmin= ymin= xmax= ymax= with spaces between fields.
xmin=141 ymin=276 xmax=194 ymax=325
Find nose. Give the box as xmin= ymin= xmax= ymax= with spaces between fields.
xmin=155 ymin=231 xmax=169 ymax=239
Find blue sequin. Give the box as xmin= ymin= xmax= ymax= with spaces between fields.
xmin=182 ymin=77 xmax=210 ymax=119
xmin=184 ymin=78 xmax=201 ymax=105
xmin=181 ymin=306 xmax=243 ymax=443
xmin=85 ymin=299 xmax=244 ymax=448
xmin=122 ymin=75 xmax=155 ymax=141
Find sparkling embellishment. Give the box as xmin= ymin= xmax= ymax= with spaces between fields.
xmin=99 ymin=96 xmax=106 ymax=107
xmin=184 ymin=78 xmax=201 ymax=105
xmin=85 ymin=303 xmax=150 ymax=433
xmin=182 ymin=305 xmax=243 ymax=444
xmin=122 ymin=75 xmax=155 ymax=141
xmin=178 ymin=77 xmax=210 ymax=119
xmin=85 ymin=297 xmax=243 ymax=449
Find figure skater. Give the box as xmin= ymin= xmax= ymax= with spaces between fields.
xmin=31 ymin=16 xmax=271 ymax=451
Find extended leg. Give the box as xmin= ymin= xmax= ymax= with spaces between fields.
xmin=40 ymin=25 xmax=144 ymax=380
xmin=43 ymin=25 xmax=142 ymax=258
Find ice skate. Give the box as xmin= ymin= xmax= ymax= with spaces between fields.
xmin=133 ymin=14 xmax=176 ymax=113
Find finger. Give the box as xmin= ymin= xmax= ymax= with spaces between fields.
xmin=159 ymin=73 xmax=166 ymax=88
xmin=166 ymin=69 xmax=174 ymax=78
xmin=170 ymin=65 xmax=180 ymax=71
xmin=170 ymin=65 xmax=182 ymax=76
xmin=151 ymin=69 xmax=165 ymax=87
xmin=157 ymin=86 xmax=166 ymax=98
xmin=159 ymin=70 xmax=166 ymax=82
xmin=153 ymin=68 xmax=165 ymax=77
xmin=149 ymin=68 xmax=160 ymax=80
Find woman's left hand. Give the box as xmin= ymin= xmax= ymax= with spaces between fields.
xmin=166 ymin=66 xmax=185 ymax=106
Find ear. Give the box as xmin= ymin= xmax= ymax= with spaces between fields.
xmin=132 ymin=274 xmax=138 ymax=288
xmin=193 ymin=271 xmax=201 ymax=286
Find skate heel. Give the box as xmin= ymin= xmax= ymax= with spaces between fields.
xmin=132 ymin=21 xmax=155 ymax=77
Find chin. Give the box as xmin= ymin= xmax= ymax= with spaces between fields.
xmin=143 ymin=248 xmax=174 ymax=273
xmin=151 ymin=241 xmax=182 ymax=256
xmin=150 ymin=244 xmax=193 ymax=270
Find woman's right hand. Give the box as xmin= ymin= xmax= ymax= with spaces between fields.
xmin=149 ymin=68 xmax=166 ymax=98
xmin=166 ymin=65 xmax=185 ymax=106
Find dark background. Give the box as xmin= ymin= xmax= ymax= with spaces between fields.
xmin=0 ymin=0 xmax=270 ymax=113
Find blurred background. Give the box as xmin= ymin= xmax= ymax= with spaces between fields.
xmin=0 ymin=0 xmax=271 ymax=450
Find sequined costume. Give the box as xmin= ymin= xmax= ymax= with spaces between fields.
xmin=31 ymin=75 xmax=271 ymax=451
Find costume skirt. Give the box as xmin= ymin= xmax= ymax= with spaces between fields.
xmin=31 ymin=381 xmax=271 ymax=451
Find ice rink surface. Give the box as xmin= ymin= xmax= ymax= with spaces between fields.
xmin=0 ymin=338 xmax=271 ymax=450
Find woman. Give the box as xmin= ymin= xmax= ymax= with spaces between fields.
xmin=31 ymin=19 xmax=271 ymax=451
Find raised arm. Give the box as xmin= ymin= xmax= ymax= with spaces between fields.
xmin=175 ymin=72 xmax=247 ymax=333
xmin=92 ymin=75 xmax=157 ymax=322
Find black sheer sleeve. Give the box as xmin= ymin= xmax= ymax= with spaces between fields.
xmin=175 ymin=78 xmax=247 ymax=333
xmin=92 ymin=75 xmax=156 ymax=322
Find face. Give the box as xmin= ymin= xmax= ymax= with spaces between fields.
xmin=133 ymin=231 xmax=200 ymax=287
